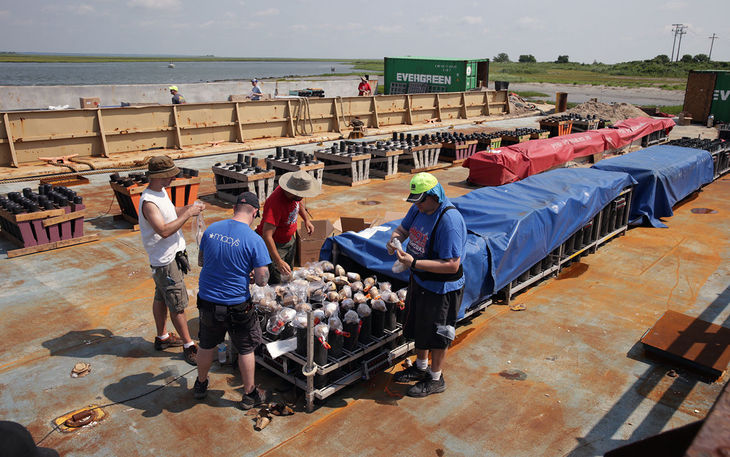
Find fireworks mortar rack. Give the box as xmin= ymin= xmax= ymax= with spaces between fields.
xmin=0 ymin=184 xmax=98 ymax=258
xmin=109 ymin=168 xmax=200 ymax=230
xmin=390 ymin=132 xmax=446 ymax=174
xmin=212 ymin=153 xmax=276 ymax=204
xmin=266 ymin=147 xmax=324 ymax=187
xmin=539 ymin=117 xmax=574 ymax=137
xmin=313 ymin=142 xmax=372 ymax=187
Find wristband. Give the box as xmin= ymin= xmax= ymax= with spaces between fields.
xmin=410 ymin=258 xmax=417 ymax=271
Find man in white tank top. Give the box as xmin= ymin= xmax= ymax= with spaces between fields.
xmin=139 ymin=156 xmax=204 ymax=365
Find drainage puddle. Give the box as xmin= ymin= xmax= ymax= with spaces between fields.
xmin=691 ymin=208 xmax=718 ymax=214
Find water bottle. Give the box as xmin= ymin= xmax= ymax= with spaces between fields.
xmin=707 ymin=114 xmax=715 ymax=128
xmin=217 ymin=343 xmax=227 ymax=364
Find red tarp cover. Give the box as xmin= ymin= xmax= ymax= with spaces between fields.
xmin=464 ymin=117 xmax=676 ymax=186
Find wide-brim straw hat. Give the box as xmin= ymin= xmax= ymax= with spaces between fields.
xmin=278 ymin=170 xmax=321 ymax=198
xmin=146 ymin=155 xmax=180 ymax=179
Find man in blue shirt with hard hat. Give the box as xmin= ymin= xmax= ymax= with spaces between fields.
xmin=387 ymin=172 xmax=467 ymax=397
xmin=169 ymin=86 xmax=186 ymax=104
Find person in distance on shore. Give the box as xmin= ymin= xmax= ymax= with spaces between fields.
xmin=169 ymin=85 xmax=186 ymax=104
xmin=247 ymin=78 xmax=262 ymax=100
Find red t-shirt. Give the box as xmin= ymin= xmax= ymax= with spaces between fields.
xmin=256 ymin=186 xmax=299 ymax=244
xmin=358 ymin=81 xmax=371 ymax=95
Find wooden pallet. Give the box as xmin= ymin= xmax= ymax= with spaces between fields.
xmin=0 ymin=203 xmax=98 ymax=258
xmin=440 ymin=140 xmax=478 ymax=165
xmin=314 ymin=151 xmax=371 ymax=186
xmin=266 ymin=159 xmax=324 ymax=187
xmin=368 ymin=149 xmax=404 ymax=180
xmin=212 ymin=165 xmax=276 ymax=203
xmin=399 ymin=143 xmax=448 ymax=173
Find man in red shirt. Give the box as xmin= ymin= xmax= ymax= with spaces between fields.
xmin=358 ymin=76 xmax=372 ymax=96
xmin=256 ymin=170 xmax=321 ymax=283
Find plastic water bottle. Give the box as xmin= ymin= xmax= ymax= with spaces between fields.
xmin=217 ymin=343 xmax=227 ymax=364
xmin=707 ymin=114 xmax=715 ymax=128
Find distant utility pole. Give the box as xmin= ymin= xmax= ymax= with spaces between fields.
xmin=676 ymin=25 xmax=688 ymax=61
xmin=708 ymin=33 xmax=718 ymax=61
xmin=671 ymin=23 xmax=683 ymax=61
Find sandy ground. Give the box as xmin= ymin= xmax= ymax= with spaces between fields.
xmin=504 ymin=82 xmax=685 ymax=107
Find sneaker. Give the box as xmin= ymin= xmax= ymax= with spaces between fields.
xmin=154 ymin=332 xmax=183 ymax=350
xmin=183 ymin=345 xmax=198 ymax=366
xmin=407 ymin=376 xmax=446 ymax=398
xmin=392 ymin=364 xmax=429 ymax=383
xmin=240 ymin=387 xmax=269 ymax=410
xmin=193 ymin=377 xmax=208 ymax=399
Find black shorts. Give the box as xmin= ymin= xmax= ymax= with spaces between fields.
xmin=197 ymin=296 xmax=263 ymax=355
xmin=403 ymin=277 xmax=463 ymax=350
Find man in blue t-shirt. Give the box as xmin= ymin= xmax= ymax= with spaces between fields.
xmin=387 ymin=173 xmax=467 ymax=397
xmin=193 ymin=192 xmax=272 ymax=410
xmin=248 ymin=78 xmax=262 ymax=101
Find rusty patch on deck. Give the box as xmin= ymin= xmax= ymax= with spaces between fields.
xmin=499 ymin=369 xmax=528 ymax=381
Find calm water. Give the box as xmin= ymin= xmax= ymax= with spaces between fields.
xmin=0 ymin=61 xmax=356 ymax=86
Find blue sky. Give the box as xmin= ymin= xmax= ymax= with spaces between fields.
xmin=0 ymin=0 xmax=728 ymax=63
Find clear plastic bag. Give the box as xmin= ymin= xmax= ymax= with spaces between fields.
xmin=191 ymin=202 xmax=206 ymax=246
xmin=323 ymin=301 xmax=339 ymax=318
xmin=356 ymin=303 xmax=371 ymax=317
xmin=371 ymin=299 xmax=387 ymax=312
xmin=343 ymin=309 xmax=360 ymax=324
xmin=390 ymin=239 xmax=408 ymax=273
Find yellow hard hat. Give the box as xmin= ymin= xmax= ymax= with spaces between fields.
xmin=168 ymin=85 xmax=178 ymax=92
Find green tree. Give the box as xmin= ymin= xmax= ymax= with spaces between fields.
xmin=493 ymin=53 xmax=510 ymax=63
xmin=555 ymin=55 xmax=569 ymax=63
xmin=680 ymin=54 xmax=693 ymax=63
xmin=518 ymin=54 xmax=537 ymax=63
xmin=693 ymin=53 xmax=710 ymax=63
xmin=653 ymin=54 xmax=670 ymax=64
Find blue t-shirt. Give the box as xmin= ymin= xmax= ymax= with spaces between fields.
xmin=400 ymin=197 xmax=467 ymax=294
xmin=251 ymin=86 xmax=262 ymax=100
xmin=198 ymin=219 xmax=271 ymax=305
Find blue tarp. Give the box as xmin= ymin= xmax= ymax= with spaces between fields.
xmin=321 ymin=168 xmax=635 ymax=319
xmin=592 ymin=145 xmax=714 ymax=228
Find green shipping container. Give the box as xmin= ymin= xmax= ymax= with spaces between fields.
xmin=683 ymin=70 xmax=730 ymax=123
xmin=384 ymin=57 xmax=489 ymax=95
xmin=710 ymin=71 xmax=730 ymax=123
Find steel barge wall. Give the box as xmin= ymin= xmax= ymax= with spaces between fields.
xmin=0 ymin=91 xmax=508 ymax=170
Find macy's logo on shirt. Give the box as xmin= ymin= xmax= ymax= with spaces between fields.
xmin=208 ymin=232 xmax=240 ymax=247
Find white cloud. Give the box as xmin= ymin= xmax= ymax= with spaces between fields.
xmin=518 ymin=16 xmax=538 ymax=26
xmin=291 ymin=24 xmax=308 ymax=32
xmin=0 ymin=10 xmax=9 ymax=17
xmin=254 ymin=8 xmax=279 ymax=17
xmin=418 ymin=15 xmax=445 ymax=25
xmin=462 ymin=16 xmax=482 ymax=25
xmin=665 ymin=1 xmax=687 ymax=10
xmin=74 ymin=4 xmax=95 ymax=14
xmin=373 ymin=25 xmax=403 ymax=34
xmin=128 ymin=0 xmax=181 ymax=10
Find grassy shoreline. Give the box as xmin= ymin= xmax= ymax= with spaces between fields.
xmin=4 ymin=53 xmax=726 ymax=92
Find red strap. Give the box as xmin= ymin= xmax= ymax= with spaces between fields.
xmin=358 ymin=320 xmax=363 ymax=332
xmin=318 ymin=336 xmax=331 ymax=349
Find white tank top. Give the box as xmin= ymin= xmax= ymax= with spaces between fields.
xmin=139 ymin=188 xmax=186 ymax=267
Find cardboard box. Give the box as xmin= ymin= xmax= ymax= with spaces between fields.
xmin=80 ymin=97 xmax=100 ymax=109
xmin=296 ymin=219 xmax=334 ymax=266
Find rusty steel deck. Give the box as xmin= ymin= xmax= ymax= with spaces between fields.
xmin=0 ymin=122 xmax=728 ymax=457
